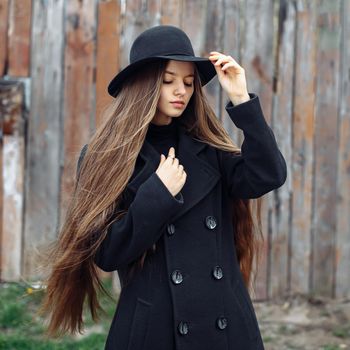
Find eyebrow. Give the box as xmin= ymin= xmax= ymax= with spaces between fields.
xmin=165 ymin=70 xmax=194 ymax=78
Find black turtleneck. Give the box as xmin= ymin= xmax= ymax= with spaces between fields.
xmin=145 ymin=117 xmax=179 ymax=156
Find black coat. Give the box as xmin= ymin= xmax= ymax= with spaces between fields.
xmin=77 ymin=93 xmax=287 ymax=350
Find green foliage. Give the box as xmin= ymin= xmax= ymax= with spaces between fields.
xmin=332 ymin=325 xmax=350 ymax=339
xmin=321 ymin=345 xmax=342 ymax=350
xmin=0 ymin=278 xmax=118 ymax=349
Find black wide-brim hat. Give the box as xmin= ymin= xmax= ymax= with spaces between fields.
xmin=107 ymin=25 xmax=217 ymax=97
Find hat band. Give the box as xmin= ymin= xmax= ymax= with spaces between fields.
xmin=131 ymin=50 xmax=195 ymax=63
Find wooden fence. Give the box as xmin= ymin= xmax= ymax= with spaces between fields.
xmin=0 ymin=0 xmax=349 ymax=301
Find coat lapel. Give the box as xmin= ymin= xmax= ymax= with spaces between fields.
xmin=126 ymin=125 xmax=221 ymax=221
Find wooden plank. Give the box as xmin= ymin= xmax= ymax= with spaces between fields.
xmin=0 ymin=0 xmax=9 ymax=76
xmin=290 ymin=0 xmax=317 ymax=296
xmin=240 ymin=0 xmax=276 ymax=301
xmin=23 ymin=0 xmax=64 ymax=279
xmin=96 ymin=0 xmax=120 ymax=127
xmin=181 ymin=0 xmax=210 ymax=108
xmin=311 ymin=0 xmax=341 ymax=297
xmin=59 ymin=0 xmax=97 ymax=225
xmin=96 ymin=0 xmax=122 ymax=292
xmin=240 ymin=0 xmax=275 ymax=123
xmin=107 ymin=0 xmax=163 ymax=293
xmin=199 ymin=0 xmax=223 ymax=119
xmin=2 ymin=136 xmax=24 ymax=281
xmin=269 ymin=0 xmax=295 ymax=299
xmin=218 ymin=0 xmax=264 ymax=301
xmin=119 ymin=0 xmax=161 ymax=71
xmin=7 ymin=0 xmax=32 ymax=77
xmin=0 ymin=84 xmax=3 ymax=278
xmin=181 ymin=0 xmax=207 ymax=56
xmin=160 ymin=0 xmax=182 ymax=25
xmin=220 ymin=0 xmax=242 ymax=145
xmin=335 ymin=0 xmax=350 ymax=299
xmin=0 ymin=81 xmax=25 ymax=281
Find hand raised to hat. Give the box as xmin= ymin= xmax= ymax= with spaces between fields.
xmin=208 ymin=51 xmax=250 ymax=106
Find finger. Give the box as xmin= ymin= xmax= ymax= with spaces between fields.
xmin=221 ymin=62 xmax=235 ymax=71
xmin=160 ymin=154 xmax=165 ymax=163
xmin=212 ymin=61 xmax=225 ymax=75
xmin=223 ymin=55 xmax=243 ymax=70
xmin=164 ymin=154 xmax=173 ymax=165
xmin=209 ymin=52 xmax=227 ymax=59
xmin=210 ymin=54 xmax=241 ymax=68
xmin=168 ymin=147 xmax=175 ymax=158
xmin=208 ymin=54 xmax=223 ymax=62
xmin=209 ymin=51 xmax=223 ymax=56
xmin=173 ymin=157 xmax=179 ymax=167
xmin=227 ymin=55 xmax=241 ymax=67
xmin=214 ymin=57 xmax=228 ymax=66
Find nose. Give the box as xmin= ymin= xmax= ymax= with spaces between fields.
xmin=174 ymin=82 xmax=187 ymax=95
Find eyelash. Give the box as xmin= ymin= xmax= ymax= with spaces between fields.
xmin=163 ymin=81 xmax=193 ymax=87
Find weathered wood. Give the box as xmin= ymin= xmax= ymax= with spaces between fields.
xmin=269 ymin=0 xmax=295 ymax=299
xmin=220 ymin=0 xmax=242 ymax=146
xmin=119 ymin=0 xmax=161 ymax=71
xmin=181 ymin=0 xmax=211 ymax=107
xmin=0 ymin=0 xmax=9 ymax=76
xmin=0 ymin=81 xmax=25 ymax=281
xmin=109 ymin=0 xmax=164 ymax=293
xmin=7 ymin=0 xmax=32 ymax=77
xmin=2 ymin=136 xmax=25 ymax=281
xmin=241 ymin=0 xmax=274 ymax=122
xmin=335 ymin=0 xmax=350 ymax=299
xmin=0 ymin=81 xmax=3 ymax=279
xmin=59 ymin=0 xmax=97 ymax=225
xmin=240 ymin=0 xmax=276 ymax=301
xmin=161 ymin=0 xmax=182 ymax=25
xmin=95 ymin=0 xmax=120 ymax=127
xmin=23 ymin=0 xmax=64 ymax=279
xmin=312 ymin=0 xmax=341 ymax=297
xmin=290 ymin=0 xmax=317 ymax=296
xmin=1 ymin=0 xmax=349 ymax=299
xmin=200 ymin=0 xmax=223 ymax=119
xmin=98 ymin=19 xmax=117 ymax=283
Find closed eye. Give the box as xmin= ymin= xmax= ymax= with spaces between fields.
xmin=163 ymin=81 xmax=193 ymax=87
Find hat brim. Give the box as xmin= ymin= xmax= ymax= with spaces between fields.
xmin=107 ymin=55 xmax=217 ymax=97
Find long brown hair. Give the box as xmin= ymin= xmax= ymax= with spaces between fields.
xmin=40 ymin=59 xmax=264 ymax=336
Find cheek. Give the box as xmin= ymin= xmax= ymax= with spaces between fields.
xmin=158 ymin=88 xmax=170 ymax=107
xmin=186 ymin=89 xmax=194 ymax=102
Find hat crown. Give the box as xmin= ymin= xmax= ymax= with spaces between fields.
xmin=129 ymin=25 xmax=195 ymax=64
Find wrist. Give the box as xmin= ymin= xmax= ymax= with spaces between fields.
xmin=228 ymin=92 xmax=250 ymax=106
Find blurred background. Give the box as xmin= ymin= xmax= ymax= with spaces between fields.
xmin=0 ymin=0 xmax=349 ymax=349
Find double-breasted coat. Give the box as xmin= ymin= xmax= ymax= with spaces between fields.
xmin=77 ymin=93 xmax=287 ymax=350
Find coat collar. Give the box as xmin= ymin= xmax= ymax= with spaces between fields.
xmin=126 ymin=125 xmax=221 ymax=221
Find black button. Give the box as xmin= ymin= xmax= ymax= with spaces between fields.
xmin=171 ymin=270 xmax=183 ymax=284
xmin=205 ymin=216 xmax=217 ymax=229
xmin=178 ymin=321 xmax=189 ymax=335
xmin=213 ymin=266 xmax=223 ymax=280
xmin=216 ymin=316 xmax=227 ymax=330
xmin=167 ymin=223 xmax=176 ymax=236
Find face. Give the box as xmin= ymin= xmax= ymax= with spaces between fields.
xmin=152 ymin=60 xmax=195 ymax=125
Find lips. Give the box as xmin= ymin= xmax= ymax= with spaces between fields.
xmin=170 ymin=101 xmax=185 ymax=108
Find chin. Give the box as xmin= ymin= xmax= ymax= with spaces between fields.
xmin=171 ymin=108 xmax=185 ymax=115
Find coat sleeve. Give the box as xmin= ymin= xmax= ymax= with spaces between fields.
xmin=75 ymin=144 xmax=184 ymax=272
xmin=217 ymin=92 xmax=287 ymax=199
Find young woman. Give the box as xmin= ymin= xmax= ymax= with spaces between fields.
xmin=41 ymin=25 xmax=287 ymax=350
